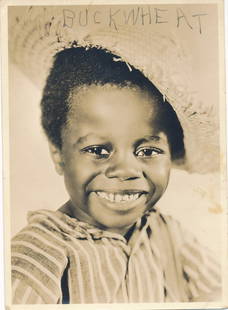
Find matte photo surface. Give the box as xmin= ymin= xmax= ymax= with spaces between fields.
xmin=3 ymin=0 xmax=227 ymax=309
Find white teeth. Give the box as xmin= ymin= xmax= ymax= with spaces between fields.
xmin=100 ymin=192 xmax=106 ymax=199
xmin=109 ymin=193 xmax=114 ymax=202
xmin=96 ymin=192 xmax=142 ymax=203
xmin=115 ymin=194 xmax=122 ymax=202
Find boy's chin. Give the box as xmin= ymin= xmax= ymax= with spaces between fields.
xmin=87 ymin=192 xmax=151 ymax=234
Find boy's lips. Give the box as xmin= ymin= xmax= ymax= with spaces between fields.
xmin=88 ymin=190 xmax=148 ymax=213
xmin=94 ymin=190 xmax=147 ymax=203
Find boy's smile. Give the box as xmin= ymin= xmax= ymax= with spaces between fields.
xmin=89 ymin=190 xmax=148 ymax=212
xmin=52 ymin=85 xmax=171 ymax=235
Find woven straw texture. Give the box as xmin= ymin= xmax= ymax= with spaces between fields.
xmin=9 ymin=6 xmax=220 ymax=174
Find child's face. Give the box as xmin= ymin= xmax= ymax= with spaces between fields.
xmin=53 ymin=85 xmax=171 ymax=235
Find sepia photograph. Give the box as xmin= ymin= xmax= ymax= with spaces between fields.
xmin=2 ymin=0 xmax=228 ymax=308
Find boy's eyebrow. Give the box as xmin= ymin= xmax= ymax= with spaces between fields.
xmin=134 ymin=135 xmax=161 ymax=148
xmin=73 ymin=133 xmax=106 ymax=147
xmin=74 ymin=134 xmax=162 ymax=147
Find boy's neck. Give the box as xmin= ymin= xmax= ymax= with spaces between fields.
xmin=58 ymin=200 xmax=134 ymax=236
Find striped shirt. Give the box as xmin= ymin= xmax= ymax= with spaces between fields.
xmin=11 ymin=208 xmax=221 ymax=304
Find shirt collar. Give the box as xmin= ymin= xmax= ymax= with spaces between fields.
xmin=28 ymin=208 xmax=156 ymax=247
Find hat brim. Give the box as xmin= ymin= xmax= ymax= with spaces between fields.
xmin=9 ymin=5 xmax=220 ymax=174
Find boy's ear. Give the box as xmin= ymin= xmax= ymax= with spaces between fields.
xmin=48 ymin=142 xmax=64 ymax=176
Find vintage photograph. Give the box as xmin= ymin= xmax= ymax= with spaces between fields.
xmin=4 ymin=0 xmax=227 ymax=308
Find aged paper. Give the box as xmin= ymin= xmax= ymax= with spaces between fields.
xmin=1 ymin=0 xmax=228 ymax=309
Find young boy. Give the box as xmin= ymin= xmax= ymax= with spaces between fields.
xmin=11 ymin=45 xmax=221 ymax=304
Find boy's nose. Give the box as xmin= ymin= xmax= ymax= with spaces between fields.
xmin=104 ymin=154 xmax=141 ymax=181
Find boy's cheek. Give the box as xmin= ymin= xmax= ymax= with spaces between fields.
xmin=63 ymin=154 xmax=99 ymax=171
xmin=146 ymin=158 xmax=171 ymax=177
xmin=63 ymin=161 xmax=103 ymax=194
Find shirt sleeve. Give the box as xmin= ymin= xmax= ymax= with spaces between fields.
xmin=12 ymin=278 xmax=45 ymax=304
xmin=145 ymin=212 xmax=222 ymax=302
xmin=179 ymin=228 xmax=221 ymax=301
xmin=11 ymin=221 xmax=68 ymax=304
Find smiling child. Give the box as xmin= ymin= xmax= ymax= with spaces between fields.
xmin=11 ymin=25 xmax=221 ymax=304
xmin=46 ymin=47 xmax=184 ymax=237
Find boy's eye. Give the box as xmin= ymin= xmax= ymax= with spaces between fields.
xmin=81 ymin=146 xmax=110 ymax=158
xmin=135 ymin=147 xmax=163 ymax=158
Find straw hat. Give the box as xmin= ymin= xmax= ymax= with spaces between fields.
xmin=9 ymin=6 xmax=220 ymax=174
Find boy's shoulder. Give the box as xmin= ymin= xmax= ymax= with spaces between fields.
xmin=146 ymin=210 xmax=187 ymax=244
xmin=146 ymin=210 xmax=221 ymax=301
xmin=11 ymin=209 xmax=70 ymax=266
xmin=12 ymin=209 xmax=91 ymax=244
xmin=146 ymin=210 xmax=219 ymax=271
xmin=11 ymin=209 xmax=71 ymax=304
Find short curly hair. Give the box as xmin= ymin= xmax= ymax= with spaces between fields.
xmin=41 ymin=46 xmax=185 ymax=161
